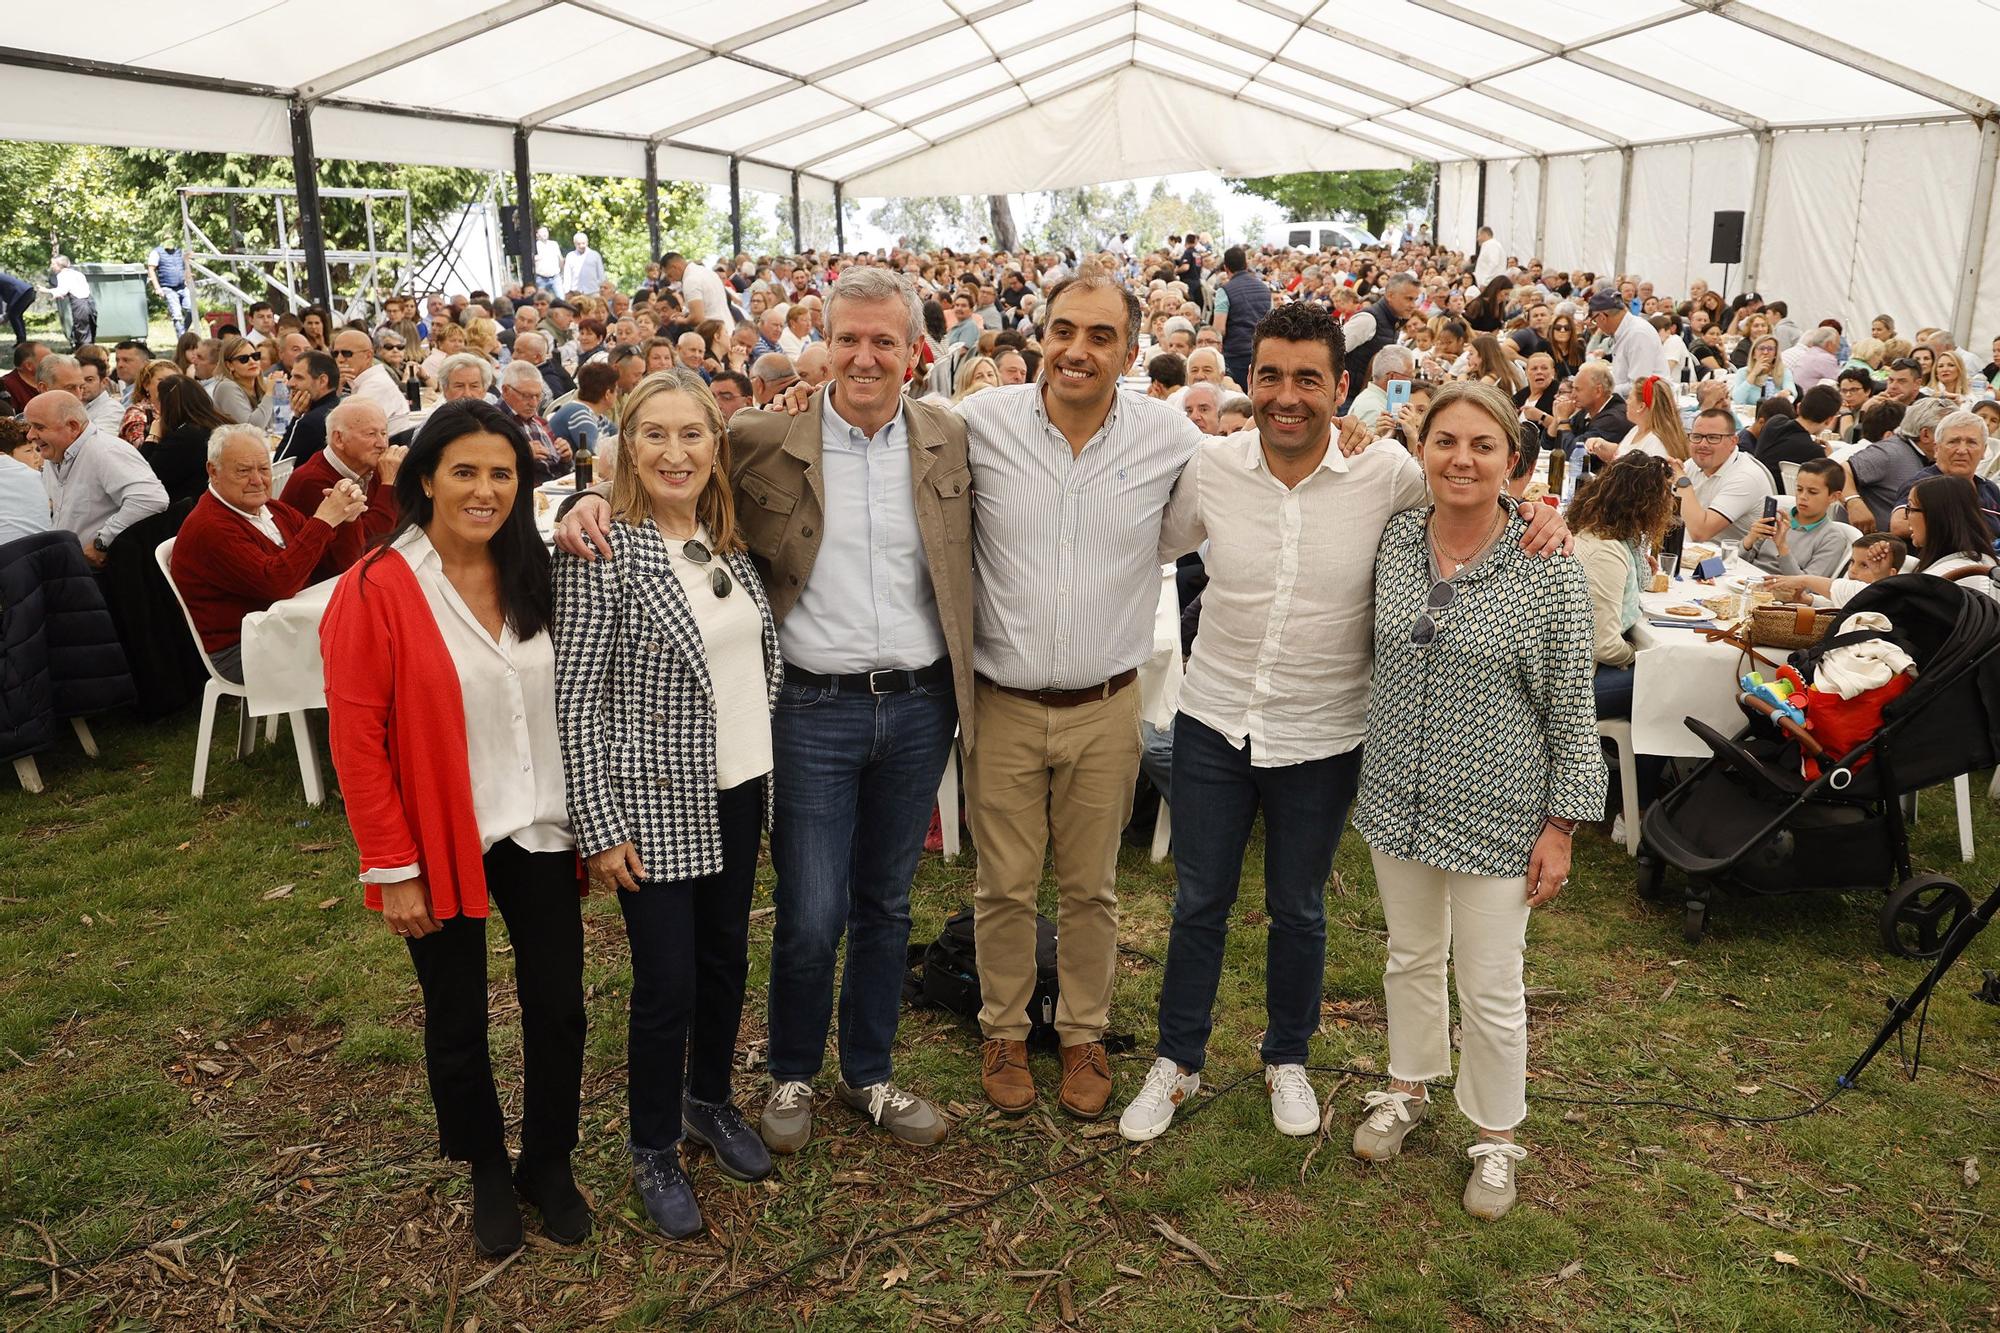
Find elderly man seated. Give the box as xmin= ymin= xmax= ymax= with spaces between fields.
xmin=497 ymin=359 xmax=572 ymax=483
xmin=331 ymin=327 xmax=416 ymax=438
xmin=1180 ymin=381 xmax=1222 ymax=435
xmin=277 ymin=398 xmax=403 ymax=580
xmin=436 ymin=351 xmax=493 ymax=404
xmin=1348 ymin=345 xmax=1415 ymax=427
xmin=1888 ymin=410 xmax=2000 ymax=542
xmin=170 ymin=423 xmax=369 ymax=681
xmin=751 ymin=351 xmax=798 ymax=406
xmin=26 ymin=391 xmax=167 ymax=568
xmin=796 ymin=342 xmax=831 ymax=387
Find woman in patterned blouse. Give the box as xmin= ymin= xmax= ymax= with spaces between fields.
xmin=1349 ymin=381 xmax=1606 ymax=1222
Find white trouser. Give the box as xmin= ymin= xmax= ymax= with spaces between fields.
xmin=1370 ymin=849 xmax=1530 ymax=1132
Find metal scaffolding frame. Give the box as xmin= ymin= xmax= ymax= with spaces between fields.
xmin=179 ymin=185 xmax=412 ymax=322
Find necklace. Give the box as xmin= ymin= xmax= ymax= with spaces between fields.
xmin=1430 ymin=504 xmax=1506 ymax=574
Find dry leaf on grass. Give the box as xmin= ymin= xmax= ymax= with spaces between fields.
xmin=1150 ymin=1217 xmax=1222 ymax=1276
xmin=880 ymin=1262 xmax=909 ymax=1290
xmin=1958 ymin=1157 xmax=1980 ymax=1187
xmin=317 ymin=897 xmax=341 ymax=910
xmin=262 ymin=885 xmax=294 ymax=900
xmin=1773 ymin=1250 xmax=1799 ymax=1266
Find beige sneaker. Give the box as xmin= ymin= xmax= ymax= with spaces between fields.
xmin=1352 ymin=1089 xmax=1428 ymax=1162
xmin=835 ymin=1079 xmax=948 ymax=1146
xmin=1463 ymin=1140 xmax=1528 ymax=1220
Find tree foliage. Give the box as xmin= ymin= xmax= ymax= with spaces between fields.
xmin=865 ymin=195 xmax=988 ymax=250
xmin=1225 ymin=165 xmax=1436 ymax=236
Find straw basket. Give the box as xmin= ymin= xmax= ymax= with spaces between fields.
xmin=1749 ymin=601 xmax=1835 ymax=649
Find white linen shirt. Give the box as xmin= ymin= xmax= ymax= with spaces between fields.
xmin=680 ymin=263 xmax=735 ymax=333
xmin=1689 ymin=445 xmax=1775 ymax=543
xmin=364 ymin=529 xmax=572 ymax=883
xmin=44 ymin=423 xmax=167 ymax=549
xmin=1159 ymin=431 xmax=1428 ymax=765
xmin=961 ymin=383 xmax=1201 ymax=689
xmin=0 ymin=453 xmax=52 ymax=545
xmin=779 ymin=396 xmax=949 ymax=674
xmin=1605 ymin=309 xmax=1670 ymax=397
xmin=346 ymin=362 xmax=416 ymax=437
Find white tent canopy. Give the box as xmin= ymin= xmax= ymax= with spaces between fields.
xmin=2 ymin=1 xmax=1996 ymax=335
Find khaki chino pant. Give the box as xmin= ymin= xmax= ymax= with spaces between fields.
xmin=966 ymin=678 xmax=1141 ymax=1045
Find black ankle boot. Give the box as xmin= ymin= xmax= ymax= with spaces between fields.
xmin=515 ymin=1154 xmax=592 ymax=1244
xmin=469 ymin=1156 xmax=523 ymax=1257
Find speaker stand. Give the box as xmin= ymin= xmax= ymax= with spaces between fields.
xmin=1721 ymin=261 xmax=1733 ymax=303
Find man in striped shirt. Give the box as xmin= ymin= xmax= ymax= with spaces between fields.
xmin=960 ymin=274 xmax=1204 ymax=1121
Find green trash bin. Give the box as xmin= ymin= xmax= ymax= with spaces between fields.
xmin=80 ymin=263 xmax=151 ymax=342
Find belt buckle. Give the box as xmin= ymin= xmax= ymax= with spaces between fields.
xmin=867 ymin=668 xmax=898 ymax=695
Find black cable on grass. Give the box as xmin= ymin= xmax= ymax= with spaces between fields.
xmin=684 ymin=1061 xmax=1851 ymax=1321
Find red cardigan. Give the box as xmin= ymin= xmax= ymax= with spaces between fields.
xmin=320 ymin=548 xmax=583 ymax=919
xmin=279 ymin=449 xmax=398 ymax=582
xmin=170 ymin=491 xmax=338 ymax=652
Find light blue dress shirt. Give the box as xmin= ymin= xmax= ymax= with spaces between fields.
xmin=0 ymin=453 xmax=53 ymax=546
xmin=778 ymin=395 xmax=949 ymax=675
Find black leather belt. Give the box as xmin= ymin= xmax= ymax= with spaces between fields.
xmin=783 ymin=658 xmax=952 ymax=695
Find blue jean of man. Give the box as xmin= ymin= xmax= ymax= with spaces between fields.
xmin=1155 ymin=714 xmax=1363 ymax=1073
xmin=765 ymin=678 xmax=957 ymax=1088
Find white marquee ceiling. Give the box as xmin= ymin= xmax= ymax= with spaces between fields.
xmin=2 ymin=0 xmax=1990 ymax=190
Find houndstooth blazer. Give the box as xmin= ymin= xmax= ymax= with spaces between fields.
xmin=551 ymin=517 xmax=781 ymax=883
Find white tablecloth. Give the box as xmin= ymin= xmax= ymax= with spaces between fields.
xmin=1138 ymin=564 xmax=1182 ymax=729
xmin=1630 ymin=560 xmax=1763 ymax=758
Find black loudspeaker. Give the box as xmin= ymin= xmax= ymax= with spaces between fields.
xmin=1710 ymin=210 xmax=1745 ymax=265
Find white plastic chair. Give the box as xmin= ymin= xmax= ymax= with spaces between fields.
xmin=155 ymin=537 xmax=324 ymax=805
xmin=268 ymin=455 xmax=296 ymax=498
xmin=1150 ymin=797 xmax=1172 ymax=863
xmin=1779 ymin=459 xmax=1801 ymax=495
xmin=1900 ymin=775 xmax=1975 ymax=863
xmin=936 ymin=737 xmax=961 ymax=861
xmin=1598 ymin=718 xmax=1641 ymax=855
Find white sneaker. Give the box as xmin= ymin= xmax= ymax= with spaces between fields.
xmin=1464 ymin=1140 xmax=1529 ymax=1220
xmin=1352 ymin=1089 xmax=1429 ymax=1162
xmin=1118 ymin=1057 xmax=1200 ymax=1142
xmin=1265 ymin=1063 xmax=1320 ymax=1136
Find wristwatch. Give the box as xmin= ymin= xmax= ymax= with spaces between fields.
xmin=91 ymin=533 xmax=110 ymax=554
xmin=1673 ymin=476 xmax=1694 ymax=490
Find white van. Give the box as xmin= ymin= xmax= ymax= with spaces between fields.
xmin=1282 ymin=219 xmax=1378 ymax=251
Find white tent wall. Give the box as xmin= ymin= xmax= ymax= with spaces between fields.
xmin=1500 ymin=158 xmax=1540 ymax=267
xmin=1618 ymin=136 xmax=1759 ymax=300
xmin=1758 ymin=122 xmax=1980 ymax=338
xmin=1435 ymin=161 xmax=1479 ymax=254
xmin=1978 ymin=169 xmax=2000 ymax=348
xmin=0 ymin=67 xmax=290 ymax=158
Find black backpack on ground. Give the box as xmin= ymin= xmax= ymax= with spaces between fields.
xmin=907 ymin=908 xmax=1060 ymax=1043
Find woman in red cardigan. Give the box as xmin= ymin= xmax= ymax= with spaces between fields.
xmin=321 ymin=399 xmax=587 ymax=1258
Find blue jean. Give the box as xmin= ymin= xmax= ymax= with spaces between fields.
xmin=1593 ymin=663 xmax=1663 ymax=806
xmin=1156 ymin=714 xmax=1363 ymax=1073
xmin=765 ymin=678 xmax=957 ymax=1088
xmin=160 ymin=285 xmax=193 ymax=337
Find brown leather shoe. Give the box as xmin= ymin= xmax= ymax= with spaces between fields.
xmin=981 ymin=1038 xmax=1035 ymax=1113
xmin=1058 ymin=1041 xmax=1113 ymax=1119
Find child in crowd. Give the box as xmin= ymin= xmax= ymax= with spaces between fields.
xmin=1743 ymin=457 xmax=1854 ymax=577
xmin=1846 ymin=532 xmax=1909 ymax=584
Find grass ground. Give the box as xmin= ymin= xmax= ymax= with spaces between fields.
xmin=2 ymin=704 xmax=1997 ymax=1331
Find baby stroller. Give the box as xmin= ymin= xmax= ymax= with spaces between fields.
xmin=1637 ymin=574 xmax=2000 ymax=954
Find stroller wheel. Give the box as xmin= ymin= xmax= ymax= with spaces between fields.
xmin=1635 ymin=853 xmax=1667 ymax=902
xmin=1682 ymin=898 xmax=1708 ymax=946
xmin=1879 ymin=875 xmax=1974 ymax=960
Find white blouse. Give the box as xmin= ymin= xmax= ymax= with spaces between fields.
xmin=666 ymin=525 xmax=773 ymax=790
xmin=363 ymin=529 xmax=572 ymax=883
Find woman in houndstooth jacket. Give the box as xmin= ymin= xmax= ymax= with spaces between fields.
xmin=552 ymin=369 xmax=781 ymax=1241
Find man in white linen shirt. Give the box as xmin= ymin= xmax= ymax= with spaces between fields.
xmin=662 ymin=250 xmax=734 ymax=335
xmin=332 ymin=328 xmax=417 ymax=438
xmin=26 ymin=391 xmax=167 ymax=567
xmin=1472 ymin=226 xmax=1506 ymax=291
xmin=1586 ymin=288 xmax=1668 ymax=399
xmin=1117 ymin=301 xmax=1568 ymax=1147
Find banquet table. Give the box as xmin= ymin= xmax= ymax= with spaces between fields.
xmin=1629 ymin=556 xmax=1768 ymax=759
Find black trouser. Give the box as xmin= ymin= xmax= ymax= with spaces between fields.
xmin=618 ymin=779 xmax=763 ymax=1151
xmin=405 ymin=838 xmax=585 ymax=1166
xmin=64 ymin=296 xmax=96 ymax=349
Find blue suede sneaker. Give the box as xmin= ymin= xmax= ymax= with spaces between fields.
xmin=630 ymin=1142 xmax=703 ymax=1239
xmin=684 ymin=1096 xmax=774 ymax=1182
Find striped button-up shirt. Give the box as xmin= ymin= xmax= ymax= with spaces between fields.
xmin=960 ymin=384 xmax=1200 ymax=689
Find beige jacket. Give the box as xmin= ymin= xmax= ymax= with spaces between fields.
xmin=729 ymin=389 xmax=977 ymax=744
xmin=1574 ymin=533 xmax=1639 ymax=668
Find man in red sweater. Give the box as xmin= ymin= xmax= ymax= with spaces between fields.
xmin=170 ymin=424 xmax=369 ymax=682
xmin=279 ymin=398 xmax=406 ymax=581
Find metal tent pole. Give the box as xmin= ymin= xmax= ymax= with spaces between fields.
xmin=512 ymin=127 xmax=536 ymax=288
xmin=1612 ymin=146 xmax=1635 ymax=278
xmin=1949 ymin=117 xmax=1999 ymax=347
xmin=288 ymin=99 xmax=333 ymax=313
xmin=644 ymin=143 xmax=662 ymax=263
xmin=834 ymin=182 xmax=846 ymax=253
xmin=1742 ymin=129 xmax=1776 ymax=298
xmin=728 ymin=156 xmax=743 ymax=257
xmin=791 ymin=171 xmax=803 ymax=255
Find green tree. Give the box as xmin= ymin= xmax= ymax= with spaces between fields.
xmin=532 ymin=173 xmax=714 ymax=287
xmin=1031 ymin=184 xmax=1136 ymax=254
xmin=865 ymin=195 xmax=983 ymax=250
xmin=1130 ymin=180 xmax=1224 ymax=251
xmin=1224 ymin=165 xmax=1436 ymax=236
